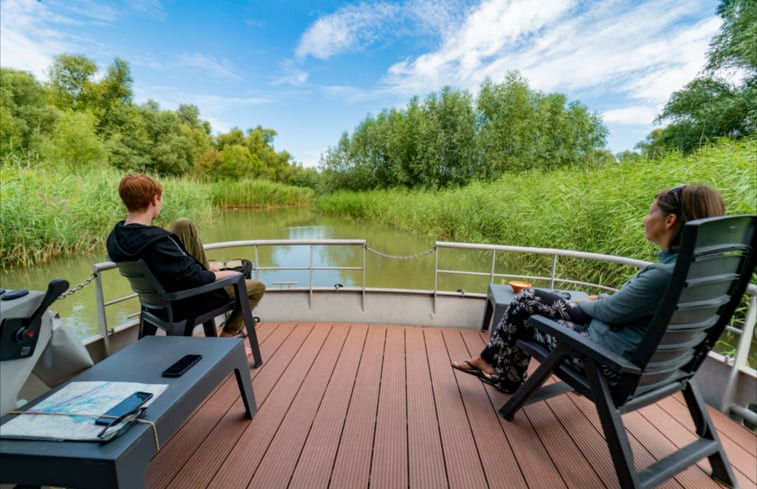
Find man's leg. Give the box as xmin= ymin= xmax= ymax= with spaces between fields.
xmin=170 ymin=218 xmax=210 ymax=269
xmin=223 ymin=279 xmax=266 ymax=335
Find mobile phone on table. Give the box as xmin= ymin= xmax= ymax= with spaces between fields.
xmin=95 ymin=391 xmax=153 ymax=426
xmin=162 ymin=354 xmax=202 ymax=377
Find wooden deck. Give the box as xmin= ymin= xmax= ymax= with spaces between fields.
xmin=145 ymin=322 xmax=757 ymax=489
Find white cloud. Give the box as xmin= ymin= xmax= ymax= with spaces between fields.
xmin=272 ymin=59 xmax=309 ymax=86
xmin=602 ymin=106 xmax=659 ymax=125
xmin=1 ymin=0 xmax=71 ymax=78
xmin=176 ymin=53 xmax=242 ymax=79
xmin=374 ymin=0 xmax=719 ymax=139
xmin=296 ymin=2 xmax=402 ymax=60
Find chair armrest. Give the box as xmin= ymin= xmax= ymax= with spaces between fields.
xmin=527 ymin=315 xmax=641 ymax=374
xmin=163 ymin=273 xmax=242 ymax=302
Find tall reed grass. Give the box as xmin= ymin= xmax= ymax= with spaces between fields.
xmin=0 ymin=163 xmax=314 ymax=269
xmin=209 ymin=179 xmax=315 ymax=208
xmin=317 ymin=138 xmax=757 ymax=287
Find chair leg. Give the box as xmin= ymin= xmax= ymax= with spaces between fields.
xmin=139 ymin=312 xmax=158 ymax=338
xmin=245 ymin=315 xmax=263 ymax=368
xmin=500 ymin=343 xmax=571 ymax=420
xmin=683 ymin=380 xmax=738 ymax=488
xmin=202 ymin=320 xmax=218 ymax=337
xmin=584 ymin=361 xmax=641 ymax=489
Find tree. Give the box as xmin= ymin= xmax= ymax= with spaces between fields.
xmin=40 ymin=110 xmax=107 ymax=167
xmin=47 ymin=54 xmax=98 ymax=111
xmin=645 ymin=0 xmax=756 ymax=156
xmin=319 ymin=75 xmax=609 ymax=191
xmin=0 ymin=68 xmax=59 ymax=157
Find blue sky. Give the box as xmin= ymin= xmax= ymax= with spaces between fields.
xmin=2 ymin=0 xmax=721 ymax=167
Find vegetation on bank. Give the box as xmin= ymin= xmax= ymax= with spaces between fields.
xmin=317 ymin=138 xmax=756 ymax=287
xmin=0 ymin=162 xmax=314 ymax=269
xmin=319 ymin=74 xmax=610 ymax=192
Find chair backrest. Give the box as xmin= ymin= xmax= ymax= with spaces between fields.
xmin=621 ymin=215 xmax=757 ymax=402
xmin=115 ymin=259 xmax=173 ymax=318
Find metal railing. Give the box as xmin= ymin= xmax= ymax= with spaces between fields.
xmin=91 ymin=239 xmax=756 ymax=421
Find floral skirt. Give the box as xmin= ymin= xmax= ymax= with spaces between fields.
xmin=481 ymin=288 xmax=593 ymax=393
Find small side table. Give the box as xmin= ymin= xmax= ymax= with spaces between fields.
xmin=480 ymin=284 xmax=588 ymax=331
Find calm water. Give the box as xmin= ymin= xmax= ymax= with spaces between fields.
xmin=0 ymin=208 xmax=495 ymax=339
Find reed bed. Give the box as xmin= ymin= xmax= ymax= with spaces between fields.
xmin=0 ymin=164 xmax=313 ymax=269
xmin=317 ymin=138 xmax=757 ymax=288
xmin=209 ymin=179 xmax=315 ymax=208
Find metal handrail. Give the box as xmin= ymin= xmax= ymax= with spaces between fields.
xmin=92 ymin=239 xmax=755 ymax=420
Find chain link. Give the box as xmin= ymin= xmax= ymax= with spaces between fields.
xmin=365 ymin=245 xmax=436 ymax=261
xmin=57 ymin=272 xmax=98 ymax=300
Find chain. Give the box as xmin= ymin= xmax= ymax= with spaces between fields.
xmin=365 ymin=245 xmax=436 ymax=261
xmin=57 ymin=272 xmax=98 ymax=300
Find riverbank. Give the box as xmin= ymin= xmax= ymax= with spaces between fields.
xmin=1 ymin=138 xmax=754 ymax=272
xmin=0 ymin=165 xmax=315 ymax=269
xmin=316 ymin=138 xmax=756 ymax=286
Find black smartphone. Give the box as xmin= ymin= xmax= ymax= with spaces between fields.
xmin=95 ymin=391 xmax=153 ymax=426
xmin=162 ymin=354 xmax=202 ymax=377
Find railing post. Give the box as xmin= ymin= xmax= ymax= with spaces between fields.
xmin=490 ymin=249 xmax=496 ymax=284
xmin=309 ymin=244 xmax=314 ymax=309
xmin=720 ymin=289 xmax=756 ymax=413
xmin=549 ymin=255 xmax=558 ymax=289
xmin=362 ymin=243 xmax=366 ymax=311
xmin=433 ymin=245 xmax=439 ymax=314
xmin=253 ymin=245 xmax=259 ymax=280
xmin=93 ymin=265 xmax=111 ymax=356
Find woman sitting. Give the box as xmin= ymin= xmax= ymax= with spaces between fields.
xmin=452 ymin=184 xmax=726 ymax=393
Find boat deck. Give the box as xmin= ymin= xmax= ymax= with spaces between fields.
xmin=145 ymin=322 xmax=757 ymax=489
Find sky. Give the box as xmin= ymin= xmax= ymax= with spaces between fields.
xmin=1 ymin=0 xmax=722 ymax=167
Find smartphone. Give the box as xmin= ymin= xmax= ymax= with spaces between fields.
xmin=95 ymin=391 xmax=153 ymax=426
xmin=162 ymin=354 xmax=202 ymax=378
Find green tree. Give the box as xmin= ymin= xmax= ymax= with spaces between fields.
xmin=47 ymin=54 xmax=98 ymax=111
xmin=40 ymin=110 xmax=107 ymax=167
xmin=645 ymin=0 xmax=756 ymax=156
xmin=94 ymin=57 xmax=134 ymax=135
xmin=0 ymin=68 xmax=59 ymax=158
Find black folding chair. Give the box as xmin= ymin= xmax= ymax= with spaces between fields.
xmin=500 ymin=214 xmax=757 ymax=489
xmin=116 ymin=259 xmax=263 ymax=368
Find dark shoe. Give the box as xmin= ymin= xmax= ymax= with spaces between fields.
xmin=452 ymin=360 xmax=496 ymax=386
xmin=220 ymin=329 xmax=247 ymax=339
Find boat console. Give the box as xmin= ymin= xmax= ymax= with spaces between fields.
xmin=0 ymin=280 xmax=93 ymax=415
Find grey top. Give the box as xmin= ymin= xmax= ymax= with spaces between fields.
xmin=580 ymin=249 xmax=678 ymax=359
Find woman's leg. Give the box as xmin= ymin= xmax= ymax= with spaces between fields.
xmin=170 ymin=218 xmax=210 ymax=269
xmin=480 ymin=288 xmax=589 ymax=392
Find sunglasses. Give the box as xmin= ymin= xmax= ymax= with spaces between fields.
xmin=668 ymin=184 xmax=686 ymax=212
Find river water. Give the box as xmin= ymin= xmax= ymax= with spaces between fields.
xmin=0 ymin=207 xmax=495 ymax=339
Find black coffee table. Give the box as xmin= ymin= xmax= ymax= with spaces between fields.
xmin=0 ymin=336 xmax=256 ymax=489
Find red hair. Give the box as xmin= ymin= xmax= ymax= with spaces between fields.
xmin=118 ymin=173 xmax=162 ymax=212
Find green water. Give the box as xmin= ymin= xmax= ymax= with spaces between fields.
xmin=0 ymin=208 xmax=497 ymax=339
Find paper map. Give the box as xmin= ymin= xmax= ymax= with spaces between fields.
xmin=0 ymin=381 xmax=168 ymax=441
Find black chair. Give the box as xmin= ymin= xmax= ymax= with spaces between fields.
xmin=500 ymin=215 xmax=757 ymax=489
xmin=116 ymin=259 xmax=263 ymax=368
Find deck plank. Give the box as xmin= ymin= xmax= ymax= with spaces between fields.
xmin=451 ymin=328 xmax=529 ymax=489
xmin=199 ymin=322 xmax=322 ymax=489
xmin=249 ymin=323 xmax=348 ymax=489
xmin=288 ymin=323 xmax=368 ymax=489
xmin=371 ymin=325 xmax=409 ymax=489
xmin=405 ymin=326 xmax=448 ymax=489
xmin=329 ymin=324 xmax=386 ymax=489
xmin=142 ymin=322 xmax=756 ymax=489
xmin=425 ymin=328 xmax=489 ymax=489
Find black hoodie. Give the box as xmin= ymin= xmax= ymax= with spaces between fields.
xmin=106 ymin=221 xmax=228 ymax=319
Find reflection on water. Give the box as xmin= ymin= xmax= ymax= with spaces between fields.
xmin=0 ymin=208 xmax=495 ymax=339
